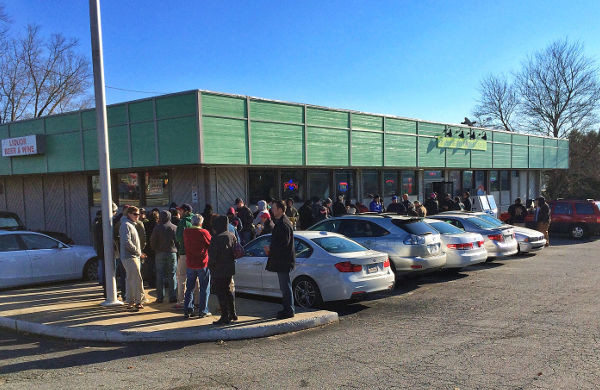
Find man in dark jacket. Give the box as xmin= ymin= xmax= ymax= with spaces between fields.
xmin=424 ymin=193 xmax=440 ymax=215
xmin=534 ymin=197 xmax=551 ymax=246
xmin=508 ymin=198 xmax=527 ymax=226
xmin=208 ymin=215 xmax=237 ymax=325
xmin=386 ymin=195 xmax=407 ymax=214
xmin=332 ymin=195 xmax=347 ymax=217
xmin=150 ymin=210 xmax=178 ymax=303
xmin=401 ymin=194 xmax=412 ymax=212
xmin=266 ymin=200 xmax=296 ymax=319
xmin=439 ymin=193 xmax=455 ymax=212
xmin=462 ymin=192 xmax=472 ymax=211
xmin=298 ymin=199 xmax=314 ymax=230
xmin=235 ymin=198 xmax=255 ymax=245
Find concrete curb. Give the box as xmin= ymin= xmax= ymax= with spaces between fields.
xmin=0 ymin=311 xmax=339 ymax=343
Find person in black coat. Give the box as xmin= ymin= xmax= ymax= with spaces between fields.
xmin=386 ymin=195 xmax=407 ymax=215
xmin=331 ymin=195 xmax=347 ymax=217
xmin=462 ymin=192 xmax=472 ymax=211
xmin=298 ymin=199 xmax=314 ymax=230
xmin=424 ymin=194 xmax=440 ymax=215
xmin=208 ymin=215 xmax=237 ymax=325
xmin=265 ymin=200 xmax=296 ymax=319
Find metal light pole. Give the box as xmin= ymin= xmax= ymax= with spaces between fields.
xmin=89 ymin=0 xmax=122 ymax=306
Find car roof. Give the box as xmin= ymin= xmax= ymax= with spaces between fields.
xmin=330 ymin=213 xmax=424 ymax=221
xmin=259 ymin=230 xmax=348 ymax=240
xmin=0 ymin=230 xmax=51 ymax=236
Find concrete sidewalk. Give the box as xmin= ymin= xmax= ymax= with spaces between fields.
xmin=0 ymin=282 xmax=338 ymax=342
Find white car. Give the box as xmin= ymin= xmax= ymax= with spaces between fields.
xmin=424 ymin=218 xmax=488 ymax=269
xmin=236 ymin=231 xmax=395 ymax=308
xmin=472 ymin=213 xmax=546 ymax=254
xmin=0 ymin=231 xmax=98 ymax=289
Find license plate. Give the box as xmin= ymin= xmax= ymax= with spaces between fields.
xmin=427 ymin=244 xmax=439 ymax=254
xmin=367 ymin=264 xmax=379 ymax=274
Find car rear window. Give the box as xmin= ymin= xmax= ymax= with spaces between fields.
xmin=575 ymin=203 xmax=596 ymax=215
xmin=466 ymin=217 xmax=498 ymax=229
xmin=0 ymin=217 xmax=21 ymax=229
xmin=476 ymin=214 xmax=503 ymax=227
xmin=427 ymin=221 xmax=465 ymax=235
xmin=391 ymin=219 xmax=437 ymax=235
xmin=311 ymin=236 xmax=367 ymax=253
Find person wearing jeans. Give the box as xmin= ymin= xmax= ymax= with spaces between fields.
xmin=182 ymin=214 xmax=212 ymax=318
xmin=150 ymin=210 xmax=178 ymax=303
xmin=265 ymin=200 xmax=296 ymax=319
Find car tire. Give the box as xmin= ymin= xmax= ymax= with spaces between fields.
xmin=293 ymin=276 xmax=323 ymax=309
xmin=83 ymin=258 xmax=99 ymax=281
xmin=570 ymin=224 xmax=587 ymax=240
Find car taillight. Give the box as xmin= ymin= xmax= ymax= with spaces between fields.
xmin=335 ymin=261 xmax=363 ymax=272
xmin=477 ymin=240 xmax=485 ymax=247
xmin=446 ymin=242 xmax=474 ymax=250
xmin=488 ymin=234 xmax=504 ymax=242
xmin=512 ymin=233 xmax=516 ymax=239
xmin=383 ymin=258 xmax=390 ymax=268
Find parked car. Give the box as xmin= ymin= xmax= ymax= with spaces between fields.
xmin=468 ymin=212 xmax=546 ymax=254
xmin=0 ymin=231 xmax=98 ymax=289
xmin=236 ymin=231 xmax=395 ymax=308
xmin=0 ymin=211 xmax=74 ymax=244
xmin=547 ymin=199 xmax=600 ymax=239
xmin=428 ymin=214 xmax=518 ymax=259
xmin=308 ymin=214 xmax=446 ymax=275
xmin=423 ymin=218 xmax=488 ymax=269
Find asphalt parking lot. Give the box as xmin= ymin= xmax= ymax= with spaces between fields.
xmin=1 ymin=235 xmax=599 ymax=389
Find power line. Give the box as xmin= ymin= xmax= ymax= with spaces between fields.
xmin=105 ymin=85 xmax=170 ymax=95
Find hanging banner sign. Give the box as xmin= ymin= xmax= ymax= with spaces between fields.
xmin=2 ymin=135 xmax=46 ymax=157
xmin=437 ymin=136 xmax=487 ymax=151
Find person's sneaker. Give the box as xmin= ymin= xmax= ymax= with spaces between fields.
xmin=276 ymin=311 xmax=295 ymax=320
xmin=184 ymin=311 xmax=192 ymax=319
xmin=213 ymin=317 xmax=231 ymax=325
xmin=198 ymin=312 xmax=212 ymax=318
xmin=231 ymin=314 xmax=238 ymax=321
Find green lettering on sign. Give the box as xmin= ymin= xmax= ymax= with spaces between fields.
xmin=437 ymin=136 xmax=487 ymax=151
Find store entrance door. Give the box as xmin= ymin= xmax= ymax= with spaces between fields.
xmin=432 ymin=181 xmax=454 ymax=197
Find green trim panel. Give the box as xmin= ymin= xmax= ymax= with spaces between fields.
xmin=250 ymin=121 xmax=303 ymax=165
xmin=418 ymin=122 xmax=445 ymax=137
xmin=46 ymin=133 xmax=82 ymax=172
xmin=544 ymin=138 xmax=558 ymax=147
xmin=385 ymin=118 xmax=416 ymax=134
xmin=446 ymin=148 xmax=470 ymax=168
xmin=557 ymin=147 xmax=569 ymax=169
xmin=129 ymin=100 xmax=154 ymax=123
xmin=9 ymin=120 xmax=44 ymax=137
xmin=250 ymin=101 xmax=303 ymax=124
xmin=512 ymin=145 xmax=528 ymax=168
xmin=131 ymin=122 xmax=156 ymax=167
xmin=529 ymin=146 xmax=544 ymax=168
xmin=307 ymin=127 xmax=348 ymax=166
xmin=83 ymin=130 xmax=99 ymax=171
xmin=11 ymin=155 xmax=46 ymax=174
xmin=81 ymin=110 xmax=96 ymax=130
xmin=0 ymin=126 xmax=10 ymax=175
xmin=107 ymin=105 xmax=127 ymax=126
xmin=108 ymin=125 xmax=130 ymax=168
xmin=418 ymin=137 xmax=445 ymax=167
xmin=471 ymin=148 xmax=492 ymax=168
xmin=351 ymin=131 xmax=383 ymax=166
xmin=156 ymin=93 xmax=197 ymax=119
xmin=45 ymin=113 xmax=80 ymax=135
xmin=202 ymin=94 xmax=246 ymax=118
xmin=512 ymin=134 xmax=528 ymax=145
xmin=543 ymin=146 xmax=557 ymax=169
xmin=385 ymin=134 xmax=416 ymax=166
xmin=157 ymin=117 xmax=198 ymax=165
xmin=558 ymin=139 xmax=569 ymax=149
xmin=493 ymin=132 xmax=511 ymax=143
xmin=351 ymin=113 xmax=382 ymax=131
xmin=306 ymin=108 xmax=348 ymax=128
xmin=202 ymin=117 xmax=248 ymax=165
xmin=529 ymin=136 xmax=544 ymax=146
xmin=492 ymin=143 xmax=511 ymax=168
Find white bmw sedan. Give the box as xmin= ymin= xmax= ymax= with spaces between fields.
xmin=423 ymin=218 xmax=488 ymax=269
xmin=236 ymin=231 xmax=395 ymax=308
xmin=0 ymin=231 xmax=98 ymax=289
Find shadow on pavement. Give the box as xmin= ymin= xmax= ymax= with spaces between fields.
xmin=545 ymin=234 xmax=600 ymax=246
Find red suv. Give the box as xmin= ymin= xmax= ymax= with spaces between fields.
xmin=549 ymin=200 xmax=600 ymax=239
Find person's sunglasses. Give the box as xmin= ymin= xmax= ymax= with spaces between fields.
xmin=131 ymin=213 xmax=140 ymax=216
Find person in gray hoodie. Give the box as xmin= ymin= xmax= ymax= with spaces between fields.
xmin=150 ymin=210 xmax=178 ymax=303
xmin=253 ymin=200 xmax=268 ymax=226
xmin=119 ymin=206 xmax=145 ymax=311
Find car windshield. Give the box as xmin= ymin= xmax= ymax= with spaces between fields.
xmin=427 ymin=221 xmax=465 ymax=235
xmin=466 ymin=217 xmax=498 ymax=229
xmin=0 ymin=217 xmax=21 ymax=229
xmin=311 ymin=236 xmax=367 ymax=253
xmin=391 ymin=219 xmax=437 ymax=235
xmin=476 ymin=214 xmax=503 ymax=227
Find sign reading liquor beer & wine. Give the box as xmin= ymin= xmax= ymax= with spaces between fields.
xmin=1 ymin=135 xmax=46 ymax=157
xmin=437 ymin=136 xmax=487 ymax=151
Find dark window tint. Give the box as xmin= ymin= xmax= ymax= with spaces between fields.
xmin=244 ymin=236 xmax=271 ymax=257
xmin=436 ymin=218 xmax=465 ymax=230
xmin=0 ymin=234 xmax=22 ymax=252
xmin=427 ymin=221 xmax=464 ymax=235
xmin=308 ymin=219 xmax=342 ymax=232
xmin=0 ymin=216 xmax=21 ymax=229
xmin=466 ymin=217 xmax=497 ymax=229
xmin=553 ymin=203 xmax=572 ymax=215
xmin=575 ymin=203 xmax=595 ymax=215
xmin=21 ymin=234 xmax=60 ymax=250
xmin=391 ymin=219 xmax=438 ymax=235
xmin=294 ymin=238 xmax=313 ymax=258
xmin=311 ymin=236 xmax=366 ymax=253
xmin=339 ymin=220 xmax=389 ymax=238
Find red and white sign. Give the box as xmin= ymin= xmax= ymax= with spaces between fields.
xmin=2 ymin=135 xmax=44 ymax=157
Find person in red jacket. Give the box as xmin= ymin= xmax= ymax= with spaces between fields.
xmin=183 ymin=214 xmax=212 ymax=318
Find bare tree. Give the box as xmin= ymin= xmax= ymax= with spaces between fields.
xmin=472 ymin=74 xmax=518 ymax=132
xmin=516 ymin=39 xmax=600 ymax=138
xmin=0 ymin=24 xmax=91 ymax=124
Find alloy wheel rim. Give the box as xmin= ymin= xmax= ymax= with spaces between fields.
xmin=573 ymin=227 xmax=584 ymax=238
xmin=294 ymin=281 xmax=316 ymax=308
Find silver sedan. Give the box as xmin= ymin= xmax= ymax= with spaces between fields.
xmin=424 ymin=218 xmax=488 ymax=269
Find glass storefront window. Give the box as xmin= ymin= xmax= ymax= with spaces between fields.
xmin=383 ymin=171 xmax=399 ymax=197
xmin=489 ymin=170 xmax=499 ymax=192
xmin=462 ymin=171 xmax=473 ymax=193
xmin=145 ymin=171 xmax=170 ymax=206
xmin=500 ymin=170 xmax=510 ymax=191
xmin=362 ymin=171 xmax=379 ymax=198
xmin=118 ymin=173 xmax=140 ymax=206
xmin=334 ymin=170 xmax=355 ymax=199
xmin=281 ymin=170 xmax=304 ymax=202
xmin=91 ymin=176 xmax=101 ymax=206
xmin=308 ymin=171 xmax=330 ymax=201
xmin=249 ymin=169 xmax=277 ymax=204
xmin=474 ymin=171 xmax=486 ymax=195
xmin=448 ymin=171 xmax=460 ymax=196
xmin=401 ymin=171 xmax=417 ymax=195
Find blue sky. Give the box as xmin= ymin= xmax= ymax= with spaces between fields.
xmin=5 ymin=0 xmax=600 ymax=125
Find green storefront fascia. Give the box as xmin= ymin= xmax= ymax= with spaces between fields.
xmin=0 ymin=89 xmax=569 ymax=176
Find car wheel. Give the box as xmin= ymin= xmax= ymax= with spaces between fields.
xmin=293 ymin=276 xmax=323 ymax=309
xmin=570 ymin=224 xmax=587 ymax=239
xmin=83 ymin=258 xmax=99 ymax=281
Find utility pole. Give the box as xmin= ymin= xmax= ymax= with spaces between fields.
xmin=89 ymin=0 xmax=121 ymax=306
